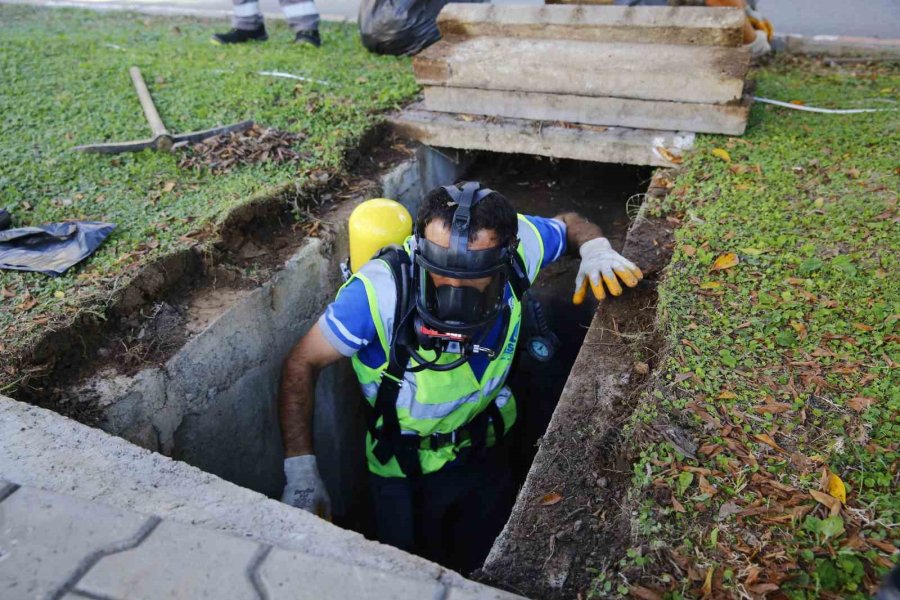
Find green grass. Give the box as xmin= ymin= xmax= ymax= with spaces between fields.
xmin=0 ymin=5 xmax=418 ymax=387
xmin=607 ymin=57 xmax=899 ymax=599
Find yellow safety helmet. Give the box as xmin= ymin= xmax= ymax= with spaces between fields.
xmin=348 ymin=198 xmax=413 ymax=273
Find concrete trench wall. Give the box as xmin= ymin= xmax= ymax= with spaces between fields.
xmin=63 ymin=146 xmax=470 ymax=519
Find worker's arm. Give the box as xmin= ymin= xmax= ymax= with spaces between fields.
xmin=279 ymin=323 xmax=344 ymax=457
xmin=278 ymin=322 xmax=344 ymax=518
xmin=553 ymin=211 xmax=605 ymax=250
xmin=553 ymin=212 xmax=643 ymax=304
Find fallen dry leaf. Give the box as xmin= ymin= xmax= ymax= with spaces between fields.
xmin=682 ymin=244 xmax=697 ymax=257
xmin=656 ymin=146 xmax=683 ymax=164
xmin=754 ymin=403 xmax=792 ymax=414
xmin=717 ymin=390 xmax=737 ymax=400
xmin=753 ymin=433 xmax=783 ymax=452
xmin=711 ymin=252 xmax=739 ymax=271
xmin=699 ymin=475 xmax=718 ymax=496
xmin=16 ymin=296 xmax=37 ymax=312
xmin=810 ymin=489 xmax=842 ymax=516
xmin=161 ymin=181 xmax=176 ymax=193
xmin=847 ymin=396 xmax=875 ymax=413
xmin=870 ymin=539 xmax=899 ymax=554
xmin=538 ymin=492 xmax=563 ymax=506
xmin=629 ymin=585 xmax=664 ymax=600
xmin=672 ymin=497 xmax=686 ymax=513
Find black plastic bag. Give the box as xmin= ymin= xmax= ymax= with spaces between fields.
xmin=358 ymin=0 xmax=486 ymax=56
xmin=0 ymin=221 xmax=116 ymax=276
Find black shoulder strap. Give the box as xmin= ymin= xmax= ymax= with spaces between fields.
xmin=367 ymin=246 xmax=422 ymax=477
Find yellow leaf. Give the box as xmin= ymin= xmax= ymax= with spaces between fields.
xmin=538 ymin=492 xmax=563 ymax=506
xmin=712 ymin=148 xmax=732 ymax=162
xmin=700 ymin=281 xmax=722 ymax=290
xmin=827 ymin=472 xmax=847 ymax=504
xmin=53 ymin=291 xmax=65 ymax=300
xmin=161 ymin=181 xmax=176 ymax=193
xmin=717 ymin=390 xmax=737 ymax=400
xmin=740 ymin=247 xmax=764 ymax=256
xmin=702 ymin=567 xmax=714 ymax=596
xmin=814 ymin=197 xmax=825 ymax=209
xmin=711 ymin=253 xmax=739 ymax=271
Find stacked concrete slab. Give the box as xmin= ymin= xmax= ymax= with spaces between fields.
xmin=391 ymin=5 xmax=752 ymax=166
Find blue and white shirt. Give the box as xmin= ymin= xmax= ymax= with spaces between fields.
xmin=318 ymin=215 xmax=567 ymax=380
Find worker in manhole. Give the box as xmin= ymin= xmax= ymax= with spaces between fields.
xmin=277 ymin=182 xmax=643 ymax=573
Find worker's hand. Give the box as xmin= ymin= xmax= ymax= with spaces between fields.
xmin=281 ymin=455 xmax=332 ymax=520
xmin=746 ymin=6 xmax=774 ymax=41
xmin=573 ymin=237 xmax=642 ymax=304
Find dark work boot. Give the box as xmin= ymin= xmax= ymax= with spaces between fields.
xmin=211 ymin=25 xmax=268 ymax=45
xmin=293 ymin=29 xmax=321 ymax=48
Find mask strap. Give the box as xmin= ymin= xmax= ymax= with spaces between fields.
xmin=441 ymin=182 xmax=495 ymax=264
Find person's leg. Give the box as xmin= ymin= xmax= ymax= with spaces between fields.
xmin=232 ymin=0 xmax=266 ymax=31
xmin=369 ymin=473 xmax=418 ymax=553
xmin=279 ymin=0 xmax=321 ymax=45
xmin=211 ymin=0 xmax=268 ymax=44
xmin=448 ymin=443 xmax=517 ymax=574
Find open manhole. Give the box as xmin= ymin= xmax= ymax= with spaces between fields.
xmin=11 ymin=141 xmax=672 ymax=598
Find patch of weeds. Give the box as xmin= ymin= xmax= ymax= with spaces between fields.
xmin=589 ymin=56 xmax=900 ymax=599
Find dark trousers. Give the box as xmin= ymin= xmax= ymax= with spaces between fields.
xmin=368 ymin=443 xmax=517 ymax=575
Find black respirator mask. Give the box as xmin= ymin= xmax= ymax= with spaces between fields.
xmin=413 ymin=182 xmax=528 ymax=338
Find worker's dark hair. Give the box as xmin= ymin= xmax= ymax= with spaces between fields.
xmin=415 ymin=183 xmax=518 ymax=248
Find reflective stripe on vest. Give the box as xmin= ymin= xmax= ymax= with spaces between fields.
xmin=349 ymin=215 xmax=544 ymax=477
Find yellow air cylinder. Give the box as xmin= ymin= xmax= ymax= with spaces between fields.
xmin=349 ymin=198 xmax=413 ymax=273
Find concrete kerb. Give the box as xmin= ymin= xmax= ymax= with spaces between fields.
xmin=772 ymin=32 xmax=900 ymax=59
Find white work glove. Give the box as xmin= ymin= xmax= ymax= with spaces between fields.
xmin=573 ymin=237 xmax=643 ymax=305
xmin=746 ymin=29 xmax=772 ymax=58
xmin=281 ymin=455 xmax=332 ymax=520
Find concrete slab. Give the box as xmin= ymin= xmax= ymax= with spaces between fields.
xmin=390 ymin=107 xmax=695 ymax=167
xmin=414 ymin=37 xmax=750 ymax=105
xmin=0 ymin=485 xmax=154 ymax=600
xmin=423 ymin=87 xmax=750 ymax=135
xmin=258 ymin=548 xmax=444 ymax=599
xmin=74 ymin=520 xmax=263 ymax=599
xmin=438 ymin=4 xmax=744 ymax=46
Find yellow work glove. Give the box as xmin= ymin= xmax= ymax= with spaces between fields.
xmin=572 ymin=237 xmax=643 ymax=305
xmin=746 ymin=7 xmax=774 ymax=41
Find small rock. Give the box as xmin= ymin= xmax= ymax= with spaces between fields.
xmin=596 ymin=476 xmax=608 ymax=489
xmin=573 ymin=520 xmax=583 ymax=533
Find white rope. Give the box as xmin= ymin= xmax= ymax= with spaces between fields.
xmin=257 ymin=71 xmax=330 ymax=86
xmin=754 ymin=96 xmax=898 ymax=114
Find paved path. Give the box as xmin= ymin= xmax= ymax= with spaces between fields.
xmin=0 ymin=479 xmax=484 ymax=600
xmin=2 ymin=0 xmax=898 ymax=39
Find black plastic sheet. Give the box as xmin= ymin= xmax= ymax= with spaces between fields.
xmin=358 ymin=0 xmax=485 ymax=56
xmin=0 ymin=221 xmax=116 ymax=276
